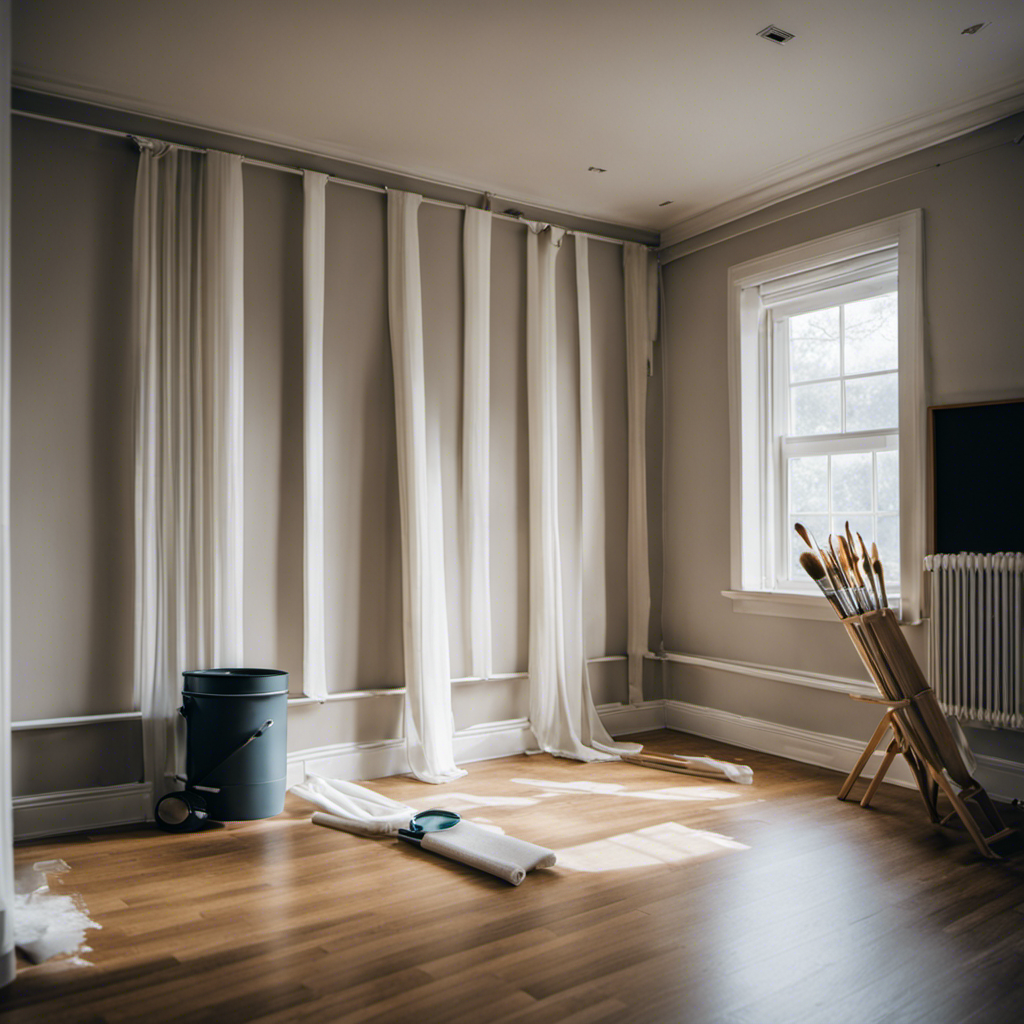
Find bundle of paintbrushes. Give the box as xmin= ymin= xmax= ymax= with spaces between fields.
xmin=793 ymin=521 xmax=889 ymax=618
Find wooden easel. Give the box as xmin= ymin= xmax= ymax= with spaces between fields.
xmin=836 ymin=608 xmax=1014 ymax=859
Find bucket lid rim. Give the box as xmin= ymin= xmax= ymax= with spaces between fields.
xmin=182 ymin=668 xmax=289 ymax=677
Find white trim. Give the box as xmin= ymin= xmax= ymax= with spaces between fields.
xmin=595 ymin=701 xmax=667 ymax=735
xmin=720 ymin=589 xmax=848 ymax=622
xmin=895 ymin=210 xmax=927 ymax=623
xmin=661 ymin=650 xmax=873 ymax=696
xmin=663 ymin=699 xmax=917 ymax=790
xmin=661 ymin=78 xmax=1024 ymax=248
xmin=13 ymin=783 xmax=152 ymax=841
xmin=12 ymin=711 xmax=142 ymax=731
xmin=287 ymin=719 xmax=538 ymax=789
xmin=286 ymin=702 xmax=667 ymax=788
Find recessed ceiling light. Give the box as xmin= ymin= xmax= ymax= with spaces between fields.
xmin=658 ymin=201 xmax=674 ymax=207
xmin=588 ymin=166 xmax=607 ymax=173
xmin=757 ymin=24 xmax=794 ymax=45
xmin=961 ymin=22 xmax=989 ymax=34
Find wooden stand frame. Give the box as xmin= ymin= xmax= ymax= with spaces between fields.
xmin=837 ymin=609 xmax=1013 ymax=859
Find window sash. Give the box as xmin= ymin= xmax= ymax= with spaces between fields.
xmin=768 ymin=276 xmax=900 ymax=596
xmin=776 ymin=433 xmax=899 ymax=592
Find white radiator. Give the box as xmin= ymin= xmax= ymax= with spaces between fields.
xmin=924 ymin=554 xmax=1024 ymax=729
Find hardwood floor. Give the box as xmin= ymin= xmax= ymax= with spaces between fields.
xmin=3 ymin=729 xmax=1024 ymax=1024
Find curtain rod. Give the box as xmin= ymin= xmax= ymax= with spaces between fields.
xmin=14 ymin=108 xmax=645 ymax=249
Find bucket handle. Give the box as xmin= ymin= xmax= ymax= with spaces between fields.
xmin=184 ymin=719 xmax=275 ymax=791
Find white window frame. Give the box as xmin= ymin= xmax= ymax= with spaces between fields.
xmin=723 ymin=211 xmax=926 ymax=623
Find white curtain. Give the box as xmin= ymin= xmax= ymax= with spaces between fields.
xmin=462 ymin=207 xmax=492 ymax=680
xmin=577 ymin=236 xmax=607 ymax=656
xmin=526 ymin=226 xmax=640 ymax=761
xmin=387 ymin=189 xmax=465 ymax=784
xmin=134 ymin=144 xmax=245 ymax=798
xmin=303 ymin=171 xmax=328 ymax=701
xmin=623 ymin=242 xmax=657 ymax=705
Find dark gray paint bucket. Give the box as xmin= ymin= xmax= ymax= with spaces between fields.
xmin=181 ymin=669 xmax=289 ymax=821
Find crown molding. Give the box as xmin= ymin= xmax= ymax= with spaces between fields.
xmin=661 ymin=77 xmax=1024 ymax=250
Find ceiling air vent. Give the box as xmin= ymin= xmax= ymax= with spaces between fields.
xmin=757 ymin=24 xmax=794 ymax=45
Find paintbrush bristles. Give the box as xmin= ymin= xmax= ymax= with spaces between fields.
xmin=794 ymin=522 xmax=815 ymax=550
xmin=838 ymin=536 xmax=862 ymax=587
xmin=799 ymin=551 xmax=827 ymax=581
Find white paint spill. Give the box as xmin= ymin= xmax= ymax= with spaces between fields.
xmin=13 ymin=860 xmax=100 ymax=966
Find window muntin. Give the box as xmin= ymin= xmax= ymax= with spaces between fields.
xmin=773 ymin=285 xmax=900 ymax=592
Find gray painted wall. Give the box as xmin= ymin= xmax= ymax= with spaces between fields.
xmin=10 ymin=114 xmax=644 ymax=794
xmin=659 ymin=112 xmax=1024 ymax=761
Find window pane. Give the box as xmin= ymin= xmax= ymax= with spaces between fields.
xmin=789 ymin=307 xmax=840 ymax=383
xmin=831 ymin=452 xmax=872 ymax=511
xmin=845 ymin=373 xmax=898 ymax=432
xmin=789 ymin=514 xmax=827 ymax=579
xmin=877 ymin=449 xmax=899 ymax=511
xmin=789 ymin=456 xmax=828 ymax=514
xmin=877 ymin=515 xmax=900 ymax=582
xmin=791 ymin=381 xmax=841 ymax=435
xmin=844 ymin=293 xmax=897 ymax=375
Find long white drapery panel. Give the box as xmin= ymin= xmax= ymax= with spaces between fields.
xmin=623 ymin=242 xmax=657 ymax=705
xmin=576 ymin=235 xmax=605 ymax=656
xmin=462 ymin=207 xmax=492 ymax=680
xmin=387 ymin=189 xmax=465 ymax=784
xmin=134 ymin=144 xmax=245 ymax=798
xmin=574 ymin=235 xmax=642 ymax=756
xmin=302 ymin=171 xmax=328 ymax=701
xmin=526 ymin=227 xmax=640 ymax=761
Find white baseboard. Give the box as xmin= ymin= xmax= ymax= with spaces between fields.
xmin=597 ymin=701 xmax=667 ymax=736
xmin=287 ymin=717 xmax=540 ymax=787
xmin=287 ymin=702 xmax=667 ymax=787
xmin=13 ymin=782 xmax=153 ymax=841
xmin=664 ymin=699 xmax=918 ymax=791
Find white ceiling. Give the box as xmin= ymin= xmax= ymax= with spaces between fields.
xmin=12 ymin=0 xmax=1024 ymax=241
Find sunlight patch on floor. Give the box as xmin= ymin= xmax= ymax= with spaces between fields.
xmin=510 ymin=777 xmax=744 ymax=802
xmin=405 ymin=792 xmax=540 ymax=811
xmin=556 ymin=821 xmax=749 ymax=873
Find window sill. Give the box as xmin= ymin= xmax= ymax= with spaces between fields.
xmin=722 ymin=589 xmax=847 ymax=621
xmin=722 ymin=589 xmax=912 ymax=623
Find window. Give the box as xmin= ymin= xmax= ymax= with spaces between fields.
xmin=725 ymin=213 xmax=926 ymax=622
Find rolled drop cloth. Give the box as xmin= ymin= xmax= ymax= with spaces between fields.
xmin=295 ymin=778 xmax=556 ymax=884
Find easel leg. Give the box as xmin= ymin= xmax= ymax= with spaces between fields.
xmin=861 ymin=737 xmax=900 ymax=809
xmin=839 ymin=713 xmax=892 ymax=802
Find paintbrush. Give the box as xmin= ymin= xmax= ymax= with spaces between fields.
xmin=857 ymin=532 xmax=880 ymax=610
xmin=795 ymin=522 xmax=845 ymax=595
xmin=840 ymin=530 xmax=864 ymax=590
xmin=826 ymin=534 xmax=857 ymax=614
xmin=868 ymin=541 xmax=889 ymax=609
xmin=837 ymin=537 xmax=867 ymax=613
xmin=798 ymin=551 xmax=846 ymax=616
xmin=873 ymin=554 xmax=889 ymax=609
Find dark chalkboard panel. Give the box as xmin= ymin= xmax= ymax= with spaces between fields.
xmin=931 ymin=399 xmax=1024 ymax=554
